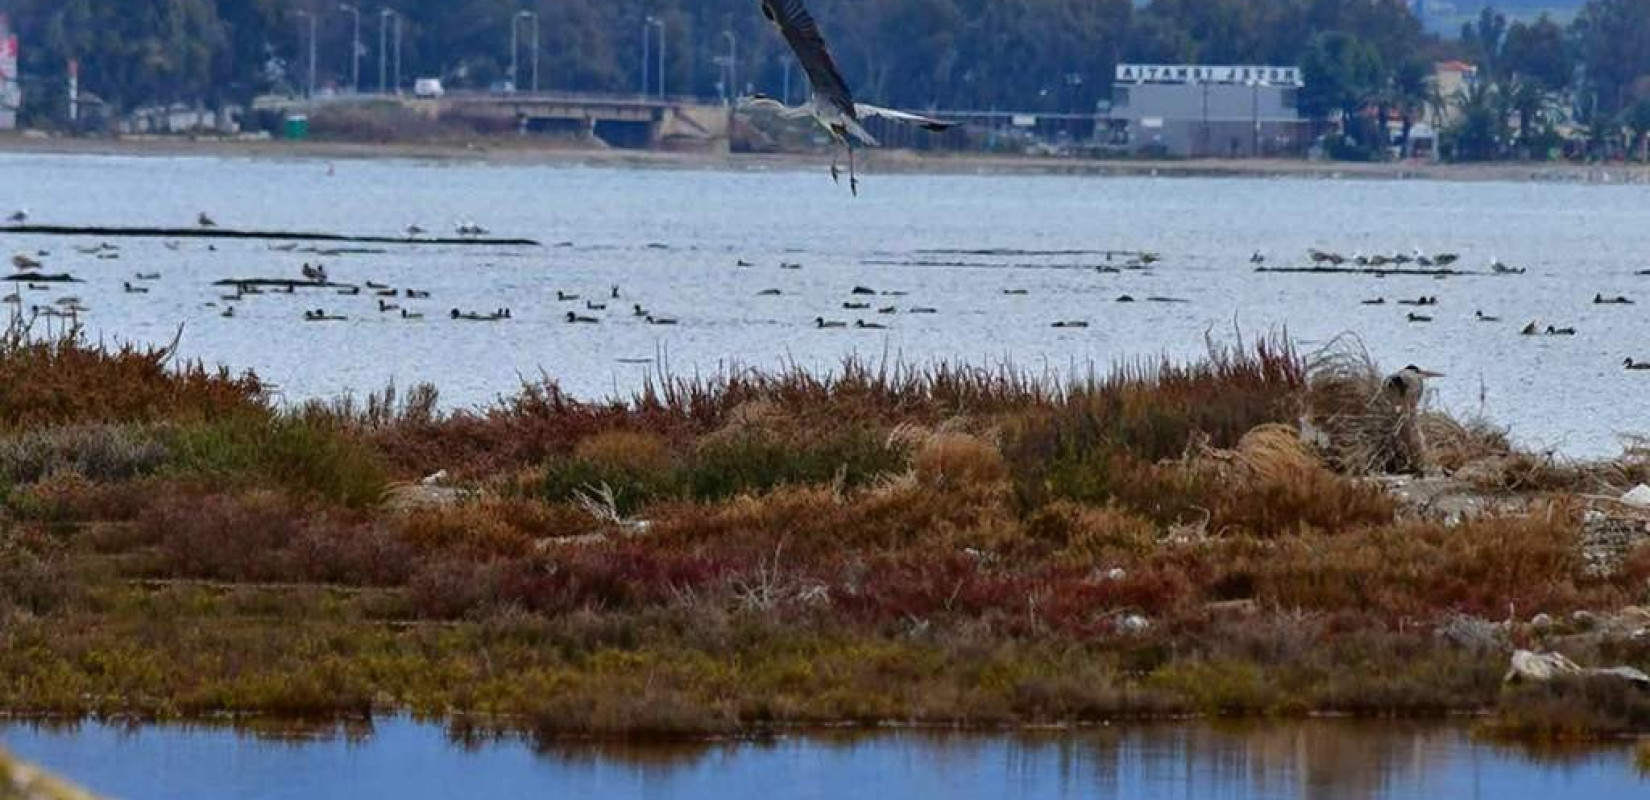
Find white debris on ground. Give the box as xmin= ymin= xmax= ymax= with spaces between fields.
xmin=1621 ymin=483 xmax=1650 ymax=509
xmin=1580 ymin=505 xmax=1650 ymax=577
xmin=1373 ymin=475 xmax=1650 ymax=578
xmin=381 ymin=470 xmax=468 ymax=514
xmin=1372 ymin=474 xmax=1532 ymax=526
xmin=1504 ymin=649 xmax=1650 ymax=687
xmin=1116 ymin=613 xmax=1151 ymax=634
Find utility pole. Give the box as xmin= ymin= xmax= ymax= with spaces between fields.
xmin=651 ymin=17 xmax=665 ymax=99
xmin=641 ymin=17 xmax=652 ymax=96
xmin=722 ymin=30 xmax=737 ymax=102
xmin=379 ymin=8 xmax=390 ymax=93
xmin=782 ymin=55 xmax=791 ymax=105
xmin=1250 ymin=79 xmax=1261 ymax=157
xmin=393 ymin=11 xmax=403 ymax=94
xmin=339 ymin=4 xmax=360 ymax=93
xmin=519 ymin=11 xmax=539 ymax=93
xmin=296 ymin=10 xmax=317 ymax=98
xmin=510 ymin=12 xmax=521 ymax=92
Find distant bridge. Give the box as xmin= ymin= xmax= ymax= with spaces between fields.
xmin=438 ymin=91 xmax=731 ymax=150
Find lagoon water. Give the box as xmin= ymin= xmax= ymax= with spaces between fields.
xmin=2 ymin=153 xmax=1648 ymax=456
xmin=2 ymin=719 xmax=1645 ymax=800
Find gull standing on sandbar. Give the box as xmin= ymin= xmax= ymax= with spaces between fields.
xmin=746 ymin=0 xmax=957 ymax=195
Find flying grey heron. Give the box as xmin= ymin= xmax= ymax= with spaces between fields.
xmin=749 ymin=0 xmax=957 ymax=195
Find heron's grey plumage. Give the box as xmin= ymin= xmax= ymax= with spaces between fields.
xmin=855 ymin=103 xmax=957 ymax=133
xmin=752 ymin=0 xmax=956 ymax=194
xmin=761 ymin=0 xmax=855 ymax=122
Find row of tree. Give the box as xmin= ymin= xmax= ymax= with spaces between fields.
xmin=6 ymin=0 xmax=1650 ymax=159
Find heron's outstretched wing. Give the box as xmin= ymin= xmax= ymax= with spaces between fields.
xmin=760 ymin=0 xmax=855 ymax=118
xmin=854 ymin=103 xmax=958 ymax=133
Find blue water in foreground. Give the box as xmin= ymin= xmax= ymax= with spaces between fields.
xmin=2 ymin=719 xmax=1644 ymax=799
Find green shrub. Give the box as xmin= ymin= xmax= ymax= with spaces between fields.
xmin=166 ymin=411 xmax=387 ymax=508
xmin=541 ymin=428 xmax=907 ymax=513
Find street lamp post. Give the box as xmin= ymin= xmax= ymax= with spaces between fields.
xmin=651 ymin=17 xmax=666 ymax=99
xmin=781 ymin=55 xmax=791 ymax=105
xmin=339 ymin=4 xmax=361 ymax=93
xmin=296 ymin=10 xmax=317 ymax=98
xmin=641 ymin=17 xmax=653 ymax=96
xmin=1250 ymin=79 xmax=1261 ymax=157
xmin=525 ymin=11 xmax=539 ymax=92
xmin=379 ymin=8 xmax=390 ymax=93
xmin=511 ymin=10 xmax=538 ymax=93
xmin=722 ymin=30 xmax=737 ymax=102
xmin=392 ymin=11 xmax=402 ymax=94
xmin=509 ymin=12 xmax=521 ymax=92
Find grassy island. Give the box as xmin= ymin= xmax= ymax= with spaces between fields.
xmin=2 ymin=325 xmax=1647 ymax=743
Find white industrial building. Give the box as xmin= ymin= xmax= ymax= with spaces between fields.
xmin=1107 ymin=64 xmax=1313 ymax=157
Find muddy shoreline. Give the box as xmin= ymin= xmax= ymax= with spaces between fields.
xmin=4 ymin=133 xmax=1649 ymax=184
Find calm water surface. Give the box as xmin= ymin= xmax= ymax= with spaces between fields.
xmin=2 ymin=153 xmax=1648 ymax=456
xmin=3 ymin=719 xmax=1645 ymax=800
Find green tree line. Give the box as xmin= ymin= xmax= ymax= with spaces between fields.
xmin=3 ymin=0 xmax=1649 ymax=150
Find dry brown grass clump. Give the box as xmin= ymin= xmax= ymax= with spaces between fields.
xmin=911 ymin=431 xmax=1007 ymax=492
xmin=398 ymin=497 xmax=590 ymax=558
xmin=1303 ymin=338 xmax=1417 ymax=474
xmin=574 ymin=430 xmax=676 ymax=475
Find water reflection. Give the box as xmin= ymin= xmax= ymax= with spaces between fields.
xmin=2 ymin=719 xmax=1641 ymax=800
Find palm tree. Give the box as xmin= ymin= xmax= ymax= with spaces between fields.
xmin=1502 ymin=77 xmax=1546 ymax=158
xmin=1447 ymin=80 xmax=1505 ymax=161
xmin=1391 ymin=59 xmax=1437 ymax=157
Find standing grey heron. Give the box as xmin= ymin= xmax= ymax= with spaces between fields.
xmin=1380 ymin=364 xmax=1443 ymax=474
xmin=748 ymin=0 xmax=957 ymax=195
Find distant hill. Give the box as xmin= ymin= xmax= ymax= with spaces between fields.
xmin=1422 ymin=0 xmax=1588 ymax=32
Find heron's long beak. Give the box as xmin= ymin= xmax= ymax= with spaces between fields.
xmin=1417 ymin=369 xmax=1445 ymax=378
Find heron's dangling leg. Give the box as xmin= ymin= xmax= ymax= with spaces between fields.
xmin=848 ymin=145 xmax=859 ymax=197
xmin=830 ymin=150 xmax=841 ymax=185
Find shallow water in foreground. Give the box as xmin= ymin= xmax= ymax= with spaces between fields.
xmin=3 ymin=153 xmax=1649 ymax=456
xmin=2 ymin=719 xmax=1644 ymax=800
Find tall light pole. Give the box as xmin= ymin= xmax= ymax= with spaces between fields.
xmin=509 ymin=11 xmax=521 ymax=92
xmin=520 ymin=11 xmax=539 ymax=93
xmin=641 ymin=17 xmax=653 ymax=96
xmin=1249 ymin=79 xmax=1261 ymax=157
xmin=379 ymin=7 xmax=391 ymax=93
xmin=781 ymin=54 xmax=792 ymax=105
xmin=339 ymin=4 xmax=361 ymax=94
xmin=722 ymin=30 xmax=737 ymax=102
xmin=392 ymin=10 xmax=403 ymax=94
xmin=296 ymin=10 xmax=317 ymax=98
xmin=651 ymin=17 xmax=666 ymax=99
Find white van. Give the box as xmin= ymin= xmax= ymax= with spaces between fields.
xmin=413 ymin=78 xmax=445 ymax=98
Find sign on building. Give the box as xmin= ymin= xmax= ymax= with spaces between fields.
xmin=1115 ymin=64 xmax=1303 ymax=88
